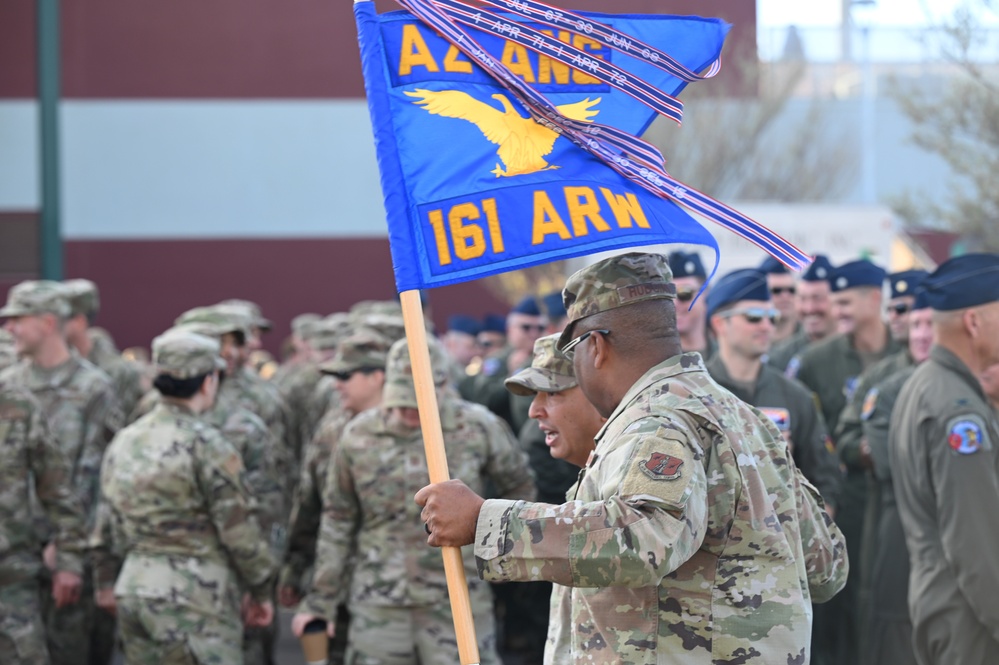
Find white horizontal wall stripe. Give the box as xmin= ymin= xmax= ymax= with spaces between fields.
xmin=0 ymin=102 xmax=40 ymax=209
xmin=60 ymin=100 xmax=385 ymax=238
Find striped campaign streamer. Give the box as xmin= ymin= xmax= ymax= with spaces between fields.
xmin=474 ymin=0 xmax=723 ymax=83
xmin=395 ymin=0 xmax=811 ymax=269
xmin=435 ymin=0 xmax=685 ymax=124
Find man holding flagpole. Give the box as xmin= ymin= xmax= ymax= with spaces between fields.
xmin=417 ymin=252 xmax=848 ymax=664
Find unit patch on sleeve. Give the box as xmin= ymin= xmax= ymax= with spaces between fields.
xmin=946 ymin=414 xmax=991 ymax=455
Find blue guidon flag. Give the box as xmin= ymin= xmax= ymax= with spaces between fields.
xmin=354 ymin=0 xmax=810 ymax=291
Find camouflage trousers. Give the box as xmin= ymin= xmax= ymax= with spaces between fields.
xmin=344 ymin=600 xmax=499 ymax=665
xmin=0 ymin=581 xmax=49 ymax=665
xmin=116 ymin=595 xmax=243 ymax=665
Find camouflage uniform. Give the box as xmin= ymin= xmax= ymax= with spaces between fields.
xmin=0 ymin=382 xmax=87 ymax=665
xmin=504 ymin=335 xmax=590 ymax=659
xmin=0 ymin=282 xmax=123 ymax=665
xmin=299 ymin=338 xmax=535 ymax=665
xmin=300 ymin=316 xmax=353 ymax=444
xmin=0 ymin=329 xmax=17 ymax=371
xmin=268 ymin=313 xmax=321 ymax=394
xmin=92 ymin=330 xmax=276 ymax=665
xmin=281 ymin=329 xmax=393 ymax=597
xmin=177 ymin=306 xmax=295 ymax=478
xmin=63 ymin=279 xmax=146 ymax=418
xmin=127 ymin=322 xmax=290 ymax=665
xmin=476 ymin=253 xmax=848 ymax=665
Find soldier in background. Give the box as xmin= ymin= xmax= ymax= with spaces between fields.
xmin=292 ymin=337 xmax=535 ymax=665
xmin=0 ymin=281 xmax=122 ymax=665
xmin=501 ymin=333 xmax=604 ymax=661
xmin=769 ymin=254 xmax=835 ymax=372
xmin=271 ymin=313 xmax=322 ymax=392
xmin=92 ymin=329 xmax=276 ymax=664
xmin=704 ymin=268 xmax=841 ymax=511
xmin=885 ymin=270 xmax=928 ymax=345
xmin=0 ymin=381 xmax=88 ymax=665
xmin=760 ymin=256 xmax=800 ymax=344
xmin=297 ymin=313 xmax=352 ymax=452
xmin=179 ymin=305 xmax=294 ymax=478
xmin=442 ymin=314 xmax=481 ymax=386
xmin=461 ymin=297 xmax=546 ymax=432
xmin=789 ymin=259 xmax=899 ymax=665
xmin=62 ymin=279 xmax=146 ymax=418
xmin=855 ymin=293 xmax=933 ymax=665
xmin=475 ymin=313 xmax=507 ymax=359
xmin=541 ymin=290 xmax=569 ymax=334
xmin=668 ymin=250 xmax=714 ymax=358
xmin=890 ymin=254 xmax=999 ymax=665
xmin=219 ymin=299 xmax=273 ymax=354
xmin=418 ymin=252 xmax=847 ymax=664
xmin=279 ymin=328 xmax=393 ymax=664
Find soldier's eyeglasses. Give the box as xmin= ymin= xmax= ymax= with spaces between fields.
xmin=770 ymin=286 xmax=796 ymax=296
xmin=559 ymin=329 xmax=610 ymax=360
xmin=331 ymin=367 xmax=382 ymax=381
xmin=676 ymin=289 xmax=696 ymax=303
xmin=718 ymin=308 xmax=781 ymax=325
xmin=888 ymin=303 xmax=910 ymax=315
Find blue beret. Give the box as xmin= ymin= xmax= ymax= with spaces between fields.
xmin=912 ymin=289 xmax=931 ymax=311
xmin=668 ymin=251 xmax=707 ymax=280
xmin=447 ymin=314 xmax=480 ymax=336
xmin=706 ymin=269 xmax=771 ymax=319
xmin=481 ymin=313 xmax=507 ymax=333
xmin=830 ymin=260 xmax=886 ymax=293
xmin=758 ymin=256 xmax=790 ymax=275
xmin=802 ymin=255 xmax=834 ymax=282
xmin=542 ymin=291 xmax=567 ymax=320
xmin=919 ymin=253 xmax=999 ymax=311
xmin=511 ymin=295 xmax=541 ymax=316
xmin=888 ymin=269 xmax=928 ymax=299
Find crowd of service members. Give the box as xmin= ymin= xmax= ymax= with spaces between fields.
xmin=0 ymin=247 xmax=996 ymax=665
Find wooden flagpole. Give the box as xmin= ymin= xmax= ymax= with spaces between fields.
xmin=399 ymin=289 xmax=480 ymax=665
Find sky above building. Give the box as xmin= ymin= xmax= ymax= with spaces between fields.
xmin=758 ymin=0 xmax=997 ymax=27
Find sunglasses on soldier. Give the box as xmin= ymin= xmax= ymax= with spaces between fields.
xmin=331 ymin=367 xmax=382 ymax=381
xmin=718 ymin=307 xmax=781 ymax=326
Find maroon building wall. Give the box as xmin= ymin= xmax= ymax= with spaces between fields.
xmin=1 ymin=0 xmax=757 ymax=98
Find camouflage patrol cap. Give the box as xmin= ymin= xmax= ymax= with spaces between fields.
xmin=0 ymin=280 xmax=72 ymax=319
xmin=152 ymin=329 xmax=226 ymax=380
xmin=173 ymin=306 xmax=243 ymax=339
xmin=557 ymin=252 xmax=676 ymax=349
xmin=382 ymin=336 xmax=449 ymax=408
xmin=349 ymin=300 xmax=403 ymax=321
xmin=62 ymin=279 xmax=100 ymax=317
xmin=310 ymin=313 xmax=353 ymax=351
xmin=218 ymin=299 xmax=273 ymax=331
xmin=318 ymin=328 xmax=392 ymax=375
xmin=291 ymin=313 xmax=322 ymax=339
xmin=355 ymin=313 xmax=407 ymax=344
xmin=505 ymin=333 xmax=577 ymax=397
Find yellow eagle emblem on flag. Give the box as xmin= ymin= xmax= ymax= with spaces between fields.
xmin=404 ymin=89 xmax=601 ymax=178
